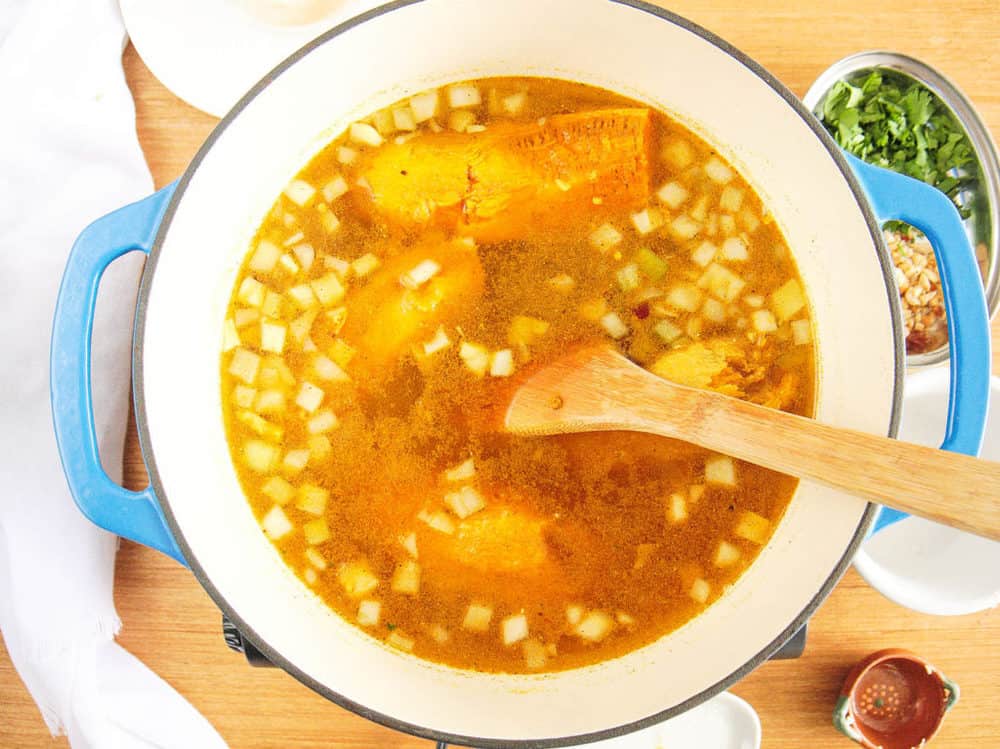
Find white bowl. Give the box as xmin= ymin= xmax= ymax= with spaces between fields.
xmin=854 ymin=366 xmax=1000 ymax=615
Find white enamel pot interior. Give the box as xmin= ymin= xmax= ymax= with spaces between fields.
xmin=135 ymin=0 xmax=901 ymax=745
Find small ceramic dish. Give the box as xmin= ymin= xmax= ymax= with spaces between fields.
xmin=120 ymin=0 xmax=384 ymax=116
xmin=853 ymin=366 xmax=1000 ymax=615
xmin=440 ymin=691 xmax=761 ymax=749
xmin=834 ymin=648 xmax=958 ymax=749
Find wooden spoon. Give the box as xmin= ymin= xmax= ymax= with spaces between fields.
xmin=504 ymin=345 xmax=1000 ymax=542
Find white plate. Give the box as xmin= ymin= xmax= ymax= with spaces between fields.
xmin=120 ymin=0 xmax=384 ymax=117
xmin=854 ymin=366 xmax=1000 ymax=615
xmin=551 ymin=692 xmax=760 ymax=749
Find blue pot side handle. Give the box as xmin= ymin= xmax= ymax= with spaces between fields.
xmin=50 ymin=183 xmax=186 ymax=565
xmin=846 ymin=153 xmax=991 ymax=532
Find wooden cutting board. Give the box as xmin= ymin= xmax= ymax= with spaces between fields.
xmin=3 ymin=1 xmax=999 ymax=746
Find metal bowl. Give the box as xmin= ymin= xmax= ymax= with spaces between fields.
xmin=804 ymin=51 xmax=1000 ymax=368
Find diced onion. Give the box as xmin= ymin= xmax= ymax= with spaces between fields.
xmin=698 ymin=263 xmax=746 ymax=302
xmin=740 ymin=209 xmax=761 ymax=233
xmin=459 ymin=342 xmax=490 ymax=377
xmin=296 ymin=484 xmax=328 ymax=515
xmin=616 ymin=612 xmax=636 ymax=626
xmin=295 ymin=382 xmax=325 ymax=413
xmin=320 ymin=175 xmax=349 ymax=203
xmin=244 ymin=439 xmax=278 ymax=473
xmin=670 ymin=215 xmax=701 ymax=240
xmin=444 ymin=458 xmax=476 ymax=483
xmin=547 ymin=274 xmax=575 ymax=293
xmin=307 ymin=409 xmax=339 ymax=434
xmin=352 ymin=253 xmax=381 ymax=277
xmin=448 ymin=109 xmax=477 ymax=133
xmin=392 ymin=105 xmax=417 ymax=132
xmin=307 ymin=435 xmax=331 ymax=460
xmin=502 ymin=91 xmax=526 ymax=114
xmin=417 ymin=509 xmax=455 ymax=535
xmin=291 ymin=243 xmax=315 ymax=272
xmin=261 ymin=505 xmax=293 ymax=539
xmin=316 ymin=204 xmax=341 ymax=233
xmin=689 ymin=578 xmax=711 ymax=604
xmin=325 ymin=307 xmax=348 ymax=334
xmin=508 ymin=316 xmax=550 ymax=347
xmin=228 ymin=348 xmax=261 ymax=385
xmin=566 ymin=604 xmax=584 ymax=626
xmin=667 ymin=284 xmax=702 ymax=312
xmin=337 ymin=560 xmax=378 ymax=599
xmin=792 ymin=319 xmax=812 ymax=345
xmin=399 ymin=532 xmax=418 ymax=559
xmin=284 ymin=179 xmax=316 ymax=207
xmin=386 ymin=630 xmax=414 ymax=652
xmin=444 ymin=486 xmax=486 ymax=519
xmin=735 ymin=511 xmax=771 ymax=544
xmin=501 ymin=614 xmax=529 ymax=646
xmin=249 ymin=240 xmax=281 ymax=272
xmin=771 ymin=279 xmax=806 ymax=321
xmin=667 ymin=493 xmax=687 ymax=524
xmin=706 ymin=455 xmax=736 ymax=486
xmin=237 ymin=410 xmax=283 ymax=441
xmin=287 ymin=284 xmax=318 ymax=309
xmin=261 ymin=291 xmax=284 ymax=319
xmin=427 ymin=624 xmax=450 ymax=644
xmin=575 ymin=610 xmax=613 ymax=642
xmin=463 ymin=602 xmax=494 ymax=632
xmin=447 ymin=83 xmax=481 ymax=108
xmin=600 ymin=312 xmax=629 ymax=340
xmin=489 ymin=349 xmax=514 ymax=377
xmin=689 ymin=484 xmax=706 ymax=503
xmin=282 ymin=449 xmax=310 ymax=474
xmin=421 ymin=326 xmax=452 ymax=356
xmin=305 ymin=547 xmax=328 ymax=570
xmin=703 ymin=298 xmax=727 ymax=323
xmin=616 ymin=263 xmax=641 ymax=292
xmin=704 ymin=157 xmax=733 ymax=184
xmin=691 ymin=241 xmax=717 ymax=269
xmin=752 ymin=309 xmax=778 ymax=333
xmin=337 ymin=145 xmax=357 ymax=164
xmin=657 ymin=181 xmax=688 ymax=209
xmin=720 ymin=214 xmax=737 ymax=236
xmin=400 ymin=259 xmax=441 ymax=289
xmin=409 ymin=90 xmax=439 ymax=122
xmin=237 ymin=278 xmax=266 ymax=307
xmin=328 ymin=338 xmax=356 ymax=369
xmin=313 ymin=354 xmax=349 ymax=383
xmin=663 ymin=139 xmax=694 ymax=169
xmin=653 ymin=319 xmax=683 ymax=344
xmin=743 ymin=294 xmax=764 ymax=308
xmin=233 ymin=308 xmax=260 ymax=328
xmin=589 ymin=223 xmax=623 ymax=252
xmin=357 ymin=600 xmax=381 ymax=627
xmin=261 ymin=476 xmax=295 ymax=505
xmin=303 ymin=517 xmax=330 ymax=545
xmin=391 ymin=559 xmax=421 ymax=595
xmin=719 ymin=185 xmax=744 ymax=213
xmin=222 ymin=319 xmax=240 ymax=352
xmin=714 ymin=541 xmax=742 ymax=567
xmin=523 ymin=638 xmax=547 ymax=670
xmin=349 ymin=122 xmax=383 ymax=147
xmin=260 ymin=320 xmax=287 ymax=353
xmin=721 ymin=237 xmax=748 ymax=262
xmin=311 ymin=273 xmax=346 ymax=306
xmin=630 ymin=208 xmax=662 ymax=236
xmin=303 ymin=568 xmax=318 ymax=585
xmin=233 ymin=385 xmax=256 ymax=409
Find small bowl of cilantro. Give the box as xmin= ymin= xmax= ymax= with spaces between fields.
xmin=804 ymin=52 xmax=1000 ymax=365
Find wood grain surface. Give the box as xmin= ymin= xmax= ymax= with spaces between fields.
xmin=3 ymin=1 xmax=999 ymax=747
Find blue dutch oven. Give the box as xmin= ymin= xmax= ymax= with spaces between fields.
xmin=49 ymin=0 xmax=990 ymax=746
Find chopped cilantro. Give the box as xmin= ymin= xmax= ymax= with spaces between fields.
xmin=386 ymin=622 xmax=397 ymax=631
xmin=819 ymin=71 xmax=976 ymax=217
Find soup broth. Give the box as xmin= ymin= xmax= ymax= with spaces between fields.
xmin=220 ymin=77 xmax=815 ymax=673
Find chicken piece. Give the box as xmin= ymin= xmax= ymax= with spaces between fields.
xmin=648 ymin=339 xmax=745 ymax=391
xmin=340 ymin=236 xmax=485 ymax=374
xmin=356 ymin=108 xmax=651 ymax=241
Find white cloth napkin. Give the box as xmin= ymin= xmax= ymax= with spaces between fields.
xmin=0 ymin=0 xmax=227 ymax=746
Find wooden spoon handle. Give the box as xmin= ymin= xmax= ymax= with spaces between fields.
xmin=631 ymin=386 xmax=1000 ymax=541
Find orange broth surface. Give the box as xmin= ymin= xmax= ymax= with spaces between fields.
xmin=220 ymin=77 xmax=815 ymax=673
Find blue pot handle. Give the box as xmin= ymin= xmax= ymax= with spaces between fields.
xmin=50 ymin=183 xmax=186 ymax=565
xmin=846 ymin=153 xmax=991 ymax=532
